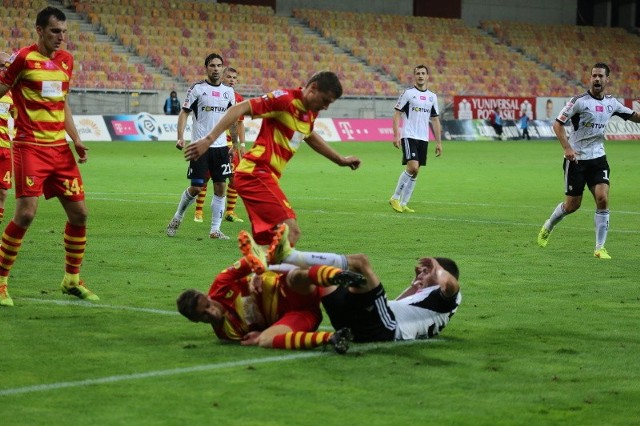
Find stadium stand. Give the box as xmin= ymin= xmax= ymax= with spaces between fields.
xmin=293 ymin=8 xmax=574 ymax=101
xmin=0 ymin=0 xmax=172 ymax=91
xmin=480 ymin=20 xmax=640 ymax=98
xmin=4 ymin=1 xmax=634 ymax=104
xmin=68 ymin=0 xmax=400 ymax=97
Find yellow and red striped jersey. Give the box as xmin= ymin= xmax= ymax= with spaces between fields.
xmin=226 ymin=91 xmax=244 ymax=147
xmin=0 ymin=45 xmax=73 ymax=146
xmin=208 ymin=269 xmax=282 ymax=341
xmin=0 ymin=90 xmax=14 ymax=148
xmin=237 ymin=88 xmax=317 ymax=179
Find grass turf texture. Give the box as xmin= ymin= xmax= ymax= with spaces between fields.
xmin=2 ymin=140 xmax=640 ymax=425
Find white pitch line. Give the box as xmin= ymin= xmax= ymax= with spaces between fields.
xmin=0 ymin=339 xmax=436 ymax=397
xmin=21 ymin=298 xmax=179 ymax=315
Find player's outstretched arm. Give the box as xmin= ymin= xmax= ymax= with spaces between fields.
xmin=305 ymin=132 xmax=361 ymax=170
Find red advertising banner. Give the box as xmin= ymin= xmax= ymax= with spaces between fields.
xmin=454 ymin=96 xmax=537 ymax=120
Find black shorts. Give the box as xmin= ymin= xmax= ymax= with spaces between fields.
xmin=400 ymin=138 xmax=427 ymax=166
xmin=321 ymin=284 xmax=396 ymax=343
xmin=187 ymin=146 xmax=231 ymax=184
xmin=563 ymin=155 xmax=610 ymax=196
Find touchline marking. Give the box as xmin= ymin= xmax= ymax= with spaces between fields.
xmin=0 ymin=339 xmax=437 ymax=397
xmin=21 ymin=298 xmax=179 ymax=316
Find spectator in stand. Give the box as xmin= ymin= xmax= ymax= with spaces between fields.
xmin=164 ymin=90 xmax=180 ymax=115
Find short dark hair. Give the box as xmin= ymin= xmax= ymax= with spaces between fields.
xmin=593 ymin=62 xmax=610 ymax=77
xmin=434 ymin=257 xmax=459 ymax=280
xmin=205 ymin=53 xmax=223 ymax=67
xmin=414 ymin=64 xmax=429 ymax=74
xmin=306 ymin=71 xmax=342 ymax=99
xmin=176 ymin=289 xmax=202 ymax=322
xmin=36 ymin=6 xmax=66 ymax=28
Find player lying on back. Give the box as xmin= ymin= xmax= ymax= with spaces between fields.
xmin=176 ymin=230 xmax=360 ymax=354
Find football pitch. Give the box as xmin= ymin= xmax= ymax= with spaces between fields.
xmin=2 ymin=140 xmax=640 ymax=425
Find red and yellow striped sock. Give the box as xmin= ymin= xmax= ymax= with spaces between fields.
xmin=0 ymin=220 xmax=27 ymax=278
xmin=271 ymin=331 xmax=333 ymax=350
xmin=195 ymin=184 xmax=207 ymax=216
xmin=226 ymin=185 xmax=238 ymax=215
xmin=64 ymin=222 xmax=86 ymax=275
xmin=308 ymin=265 xmax=342 ymax=287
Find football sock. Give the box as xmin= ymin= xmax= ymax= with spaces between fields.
xmin=195 ymin=183 xmax=207 ymax=217
xmin=392 ymin=170 xmax=412 ymax=199
xmin=401 ymin=176 xmax=417 ymax=206
xmin=226 ymin=185 xmax=238 ymax=215
xmin=210 ymin=194 xmax=226 ymax=232
xmin=175 ymin=189 xmax=196 ymax=220
xmin=308 ymin=265 xmax=344 ymax=287
xmin=271 ymin=331 xmax=333 ymax=350
xmin=0 ymin=220 xmax=27 ymax=278
xmin=594 ymin=209 xmax=609 ymax=250
xmin=545 ymin=202 xmax=568 ymax=230
xmin=282 ymin=251 xmax=348 ymax=269
xmin=64 ymin=222 xmax=86 ymax=275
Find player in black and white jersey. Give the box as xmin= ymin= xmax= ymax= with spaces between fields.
xmin=257 ymin=224 xmax=461 ymax=343
xmin=166 ymin=53 xmax=236 ymax=240
xmin=537 ymin=62 xmax=640 ymax=259
xmin=389 ymin=65 xmax=442 ymax=214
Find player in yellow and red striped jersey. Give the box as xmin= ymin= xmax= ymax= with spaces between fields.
xmin=0 ymin=7 xmax=98 ymax=307
xmin=193 ymin=67 xmax=246 ymax=223
xmin=184 ymin=71 xmax=361 ymax=247
xmin=0 ymin=51 xmax=16 ymax=226
xmin=176 ymin=230 xmax=357 ymax=353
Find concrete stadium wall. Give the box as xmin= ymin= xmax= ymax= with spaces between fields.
xmin=462 ymin=0 xmax=577 ymax=26
xmin=276 ymin=0 xmax=577 ymax=25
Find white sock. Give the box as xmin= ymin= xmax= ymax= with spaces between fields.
xmin=392 ymin=171 xmax=412 ymax=199
xmin=282 ymin=250 xmax=348 ymax=269
xmin=595 ymin=209 xmax=609 ymax=250
xmin=401 ymin=176 xmax=417 ymax=206
xmin=544 ymin=202 xmax=568 ymax=231
xmin=174 ymin=189 xmax=196 ymax=220
xmin=210 ymin=195 xmax=226 ymax=232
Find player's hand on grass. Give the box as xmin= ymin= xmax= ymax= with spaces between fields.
xmin=240 ymin=331 xmax=261 ymax=346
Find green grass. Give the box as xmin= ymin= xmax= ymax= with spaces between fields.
xmin=2 ymin=140 xmax=640 ymax=425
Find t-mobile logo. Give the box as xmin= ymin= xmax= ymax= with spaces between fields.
xmin=339 ymin=121 xmax=355 ymax=140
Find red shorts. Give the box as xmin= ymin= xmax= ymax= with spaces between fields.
xmin=234 ymin=171 xmax=296 ymax=245
xmin=274 ymin=276 xmax=322 ymax=331
xmin=13 ymin=143 xmax=85 ymax=201
xmin=0 ymin=147 xmax=11 ymax=190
